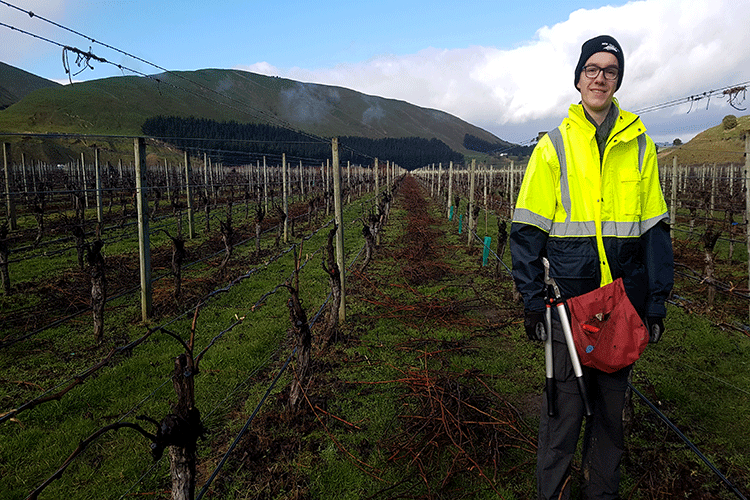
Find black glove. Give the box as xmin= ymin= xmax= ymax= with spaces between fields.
xmin=524 ymin=310 xmax=548 ymax=342
xmin=646 ymin=317 xmax=664 ymax=343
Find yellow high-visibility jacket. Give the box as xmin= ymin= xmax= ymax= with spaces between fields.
xmin=510 ymin=101 xmax=673 ymax=317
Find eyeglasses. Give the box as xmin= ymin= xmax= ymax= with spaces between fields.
xmin=582 ymin=65 xmax=619 ymax=81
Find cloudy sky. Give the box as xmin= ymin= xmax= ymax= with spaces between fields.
xmin=2 ymin=0 xmax=750 ymax=145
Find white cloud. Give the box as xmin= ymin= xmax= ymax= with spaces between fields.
xmin=239 ymin=0 xmax=750 ymax=143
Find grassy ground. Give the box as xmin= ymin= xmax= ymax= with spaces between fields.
xmin=1 ymin=174 xmax=749 ymax=499
xmin=280 ymin=176 xmax=750 ymax=499
xmin=206 ymin=175 xmax=750 ymax=499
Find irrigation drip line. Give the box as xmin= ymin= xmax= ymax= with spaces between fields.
xmin=673 ymin=221 xmax=749 ymax=235
xmin=195 ymin=347 xmax=296 ymax=500
xmin=4 ymin=213 xmax=173 ymax=265
xmin=673 ymin=267 xmax=750 ymax=302
xmin=116 ymin=376 xmax=173 ymax=424
xmin=678 ymin=362 xmax=750 ymax=397
xmin=4 ymin=184 xmax=335 ymax=267
xmin=0 ymin=206 xmax=336 ymax=349
xmin=0 ymin=277 xmax=145 ymax=350
xmin=469 ymin=228 xmax=512 ymax=276
xmin=198 ymin=237 xmax=363 ymax=454
xmin=202 ymin=346 xmax=283 ymax=421
xmin=0 ymin=218 xmax=333 ymax=423
xmin=117 ymin=457 xmax=166 ymax=500
xmin=629 ymin=382 xmax=748 ymax=500
xmin=193 ymin=215 xmax=369 ymax=500
xmin=6 ymin=230 xmax=346 ymax=499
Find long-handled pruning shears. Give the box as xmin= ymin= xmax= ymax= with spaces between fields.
xmin=543 ymin=257 xmax=593 ymax=417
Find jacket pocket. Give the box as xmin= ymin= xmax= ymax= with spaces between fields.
xmin=619 ymin=169 xmax=642 ymax=217
xmin=547 ymin=238 xmax=600 ymax=299
xmin=547 ymin=238 xmax=598 ymax=279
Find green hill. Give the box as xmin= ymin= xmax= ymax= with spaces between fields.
xmin=658 ymin=114 xmax=750 ymax=166
xmin=0 ymin=67 xmax=510 ymax=160
xmin=0 ymin=62 xmax=61 ymax=110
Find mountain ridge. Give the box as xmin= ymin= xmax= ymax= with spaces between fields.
xmin=0 ymin=65 xmax=511 ymax=159
xmin=0 ymin=62 xmax=61 ymax=110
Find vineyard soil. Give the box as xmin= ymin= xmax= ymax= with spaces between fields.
xmin=197 ymin=175 xmax=750 ymax=499
xmin=1 ymin=174 xmax=749 ymax=499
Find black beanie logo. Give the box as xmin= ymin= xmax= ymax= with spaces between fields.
xmin=574 ymin=35 xmax=625 ymax=91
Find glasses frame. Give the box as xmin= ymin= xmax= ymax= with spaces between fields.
xmin=582 ymin=65 xmax=619 ymax=81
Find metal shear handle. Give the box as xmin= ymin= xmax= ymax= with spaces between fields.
xmin=542 ymin=258 xmax=593 ymax=417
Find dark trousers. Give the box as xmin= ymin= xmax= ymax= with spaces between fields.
xmin=537 ymin=337 xmax=632 ymax=500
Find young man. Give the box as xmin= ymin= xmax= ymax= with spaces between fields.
xmin=509 ymin=35 xmax=674 ymax=499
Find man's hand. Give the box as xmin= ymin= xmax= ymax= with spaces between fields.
xmin=524 ymin=310 xmax=548 ymax=342
xmin=646 ymin=317 xmax=664 ymax=343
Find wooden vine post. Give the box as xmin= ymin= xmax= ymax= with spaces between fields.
xmin=283 ymin=153 xmax=289 ymax=244
xmin=447 ymin=160 xmax=453 ymax=219
xmin=80 ymin=152 xmax=89 ymax=209
xmin=287 ymin=259 xmax=311 ymax=411
xmin=346 ymin=160 xmax=351 ymax=204
xmin=95 ymin=148 xmax=103 ymax=238
xmin=496 ymin=219 xmax=508 ymax=278
xmin=322 ymin=225 xmax=341 ymax=344
xmin=0 ymin=222 xmax=9 ymax=294
xmin=3 ymin=143 xmax=16 ymax=230
xmin=298 ymin=159 xmax=303 ymax=199
xmin=184 ymin=151 xmax=195 ymax=239
xmin=87 ymin=240 xmax=106 ymax=343
xmin=169 ymin=353 xmax=200 ymax=500
xmin=702 ymin=227 xmax=721 ymax=307
xmin=263 ymin=155 xmax=269 ymax=215
xmin=374 ymin=158 xmax=381 ymax=245
xmin=745 ymin=133 xmax=750 ymax=320
xmin=165 ymin=159 xmax=171 ymax=203
xmin=374 ymin=157 xmax=379 ymax=198
xmin=360 ymin=212 xmax=378 ymax=271
xmin=332 ymin=138 xmax=346 ymax=323
xmin=134 ymin=137 xmax=152 ymax=321
xmin=438 ymin=162 xmax=443 ymax=199
xmin=170 ymin=234 xmax=185 ymax=302
xmin=669 ymin=155 xmax=677 ymax=240
xmin=467 ymin=159 xmax=476 ymax=247
xmin=325 ymin=159 xmax=331 ymax=216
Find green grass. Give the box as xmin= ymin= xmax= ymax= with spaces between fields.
xmin=0 ymin=186 xmax=384 ymax=500
xmin=2 ymin=178 xmax=750 ymax=499
xmin=296 ymin=182 xmax=750 ymax=499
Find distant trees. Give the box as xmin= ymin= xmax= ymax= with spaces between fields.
xmin=142 ymin=116 xmax=464 ymax=170
xmin=141 ymin=116 xmax=326 ymax=165
xmin=340 ymin=136 xmax=463 ymax=170
xmin=722 ymin=114 xmax=738 ymax=130
xmin=463 ymin=134 xmax=533 ymax=157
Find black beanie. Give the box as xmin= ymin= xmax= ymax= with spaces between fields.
xmin=574 ymin=35 xmax=624 ymax=91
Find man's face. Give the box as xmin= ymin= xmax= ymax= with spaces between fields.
xmin=576 ymin=51 xmax=618 ymax=115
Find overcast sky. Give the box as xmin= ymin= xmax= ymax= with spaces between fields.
xmin=2 ymin=0 xmax=750 ymax=145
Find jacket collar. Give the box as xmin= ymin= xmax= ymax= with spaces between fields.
xmin=567 ymin=98 xmax=645 ymax=142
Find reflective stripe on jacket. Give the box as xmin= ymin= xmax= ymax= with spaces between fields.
xmin=510 ymin=101 xmax=673 ymax=317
